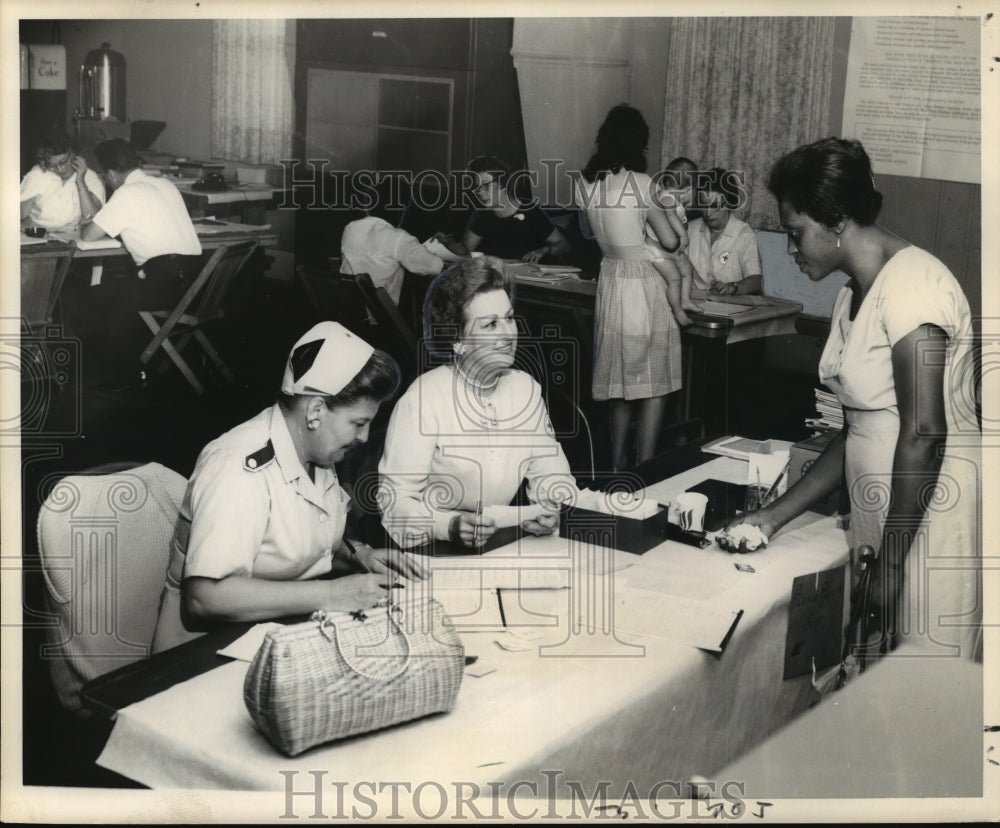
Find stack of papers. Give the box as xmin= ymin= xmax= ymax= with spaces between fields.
xmin=806 ymin=387 xmax=845 ymax=433
xmin=504 ymin=263 xmax=581 ymax=285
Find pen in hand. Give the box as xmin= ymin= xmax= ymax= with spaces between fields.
xmin=474 ymin=499 xmax=483 ymax=545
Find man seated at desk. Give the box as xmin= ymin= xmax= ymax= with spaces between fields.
xmin=20 ymin=132 xmax=106 ymax=230
xmin=79 ymin=138 xmax=203 ymax=385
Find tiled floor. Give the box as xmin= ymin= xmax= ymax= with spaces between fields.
xmin=16 ymin=266 xmax=816 ymax=787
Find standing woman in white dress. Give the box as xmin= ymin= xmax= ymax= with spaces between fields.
xmin=576 ymin=104 xmax=685 ymax=470
xmin=740 ymin=137 xmax=981 ymax=660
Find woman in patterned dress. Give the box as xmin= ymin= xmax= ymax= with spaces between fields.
xmin=575 ymin=104 xmax=684 ymax=470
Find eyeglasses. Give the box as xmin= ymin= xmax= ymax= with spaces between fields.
xmin=474 ymin=177 xmax=495 ymax=192
xmin=43 ymin=153 xmax=73 ymax=172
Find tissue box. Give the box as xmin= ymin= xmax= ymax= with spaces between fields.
xmin=559 ymin=506 xmax=671 ymax=555
xmin=788 ymin=431 xmax=841 ymax=515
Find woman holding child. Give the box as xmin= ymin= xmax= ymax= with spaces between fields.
xmin=575 ymin=104 xmax=685 ymax=470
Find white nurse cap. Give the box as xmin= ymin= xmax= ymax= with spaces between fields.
xmin=280 ymin=321 xmax=375 ymax=396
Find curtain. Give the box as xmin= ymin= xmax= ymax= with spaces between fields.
xmin=212 ymin=20 xmax=293 ymax=164
xmin=661 ymin=17 xmax=835 ymax=229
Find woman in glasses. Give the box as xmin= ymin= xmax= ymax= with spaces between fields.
xmin=20 ymin=132 xmax=105 ymax=230
xmin=378 ymin=257 xmax=577 ymax=549
xmin=463 ymin=155 xmax=570 ymax=264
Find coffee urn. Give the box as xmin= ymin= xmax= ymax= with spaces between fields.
xmin=78 ymin=41 xmax=126 ymax=121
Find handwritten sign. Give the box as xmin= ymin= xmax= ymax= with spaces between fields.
xmin=783 ymin=565 xmax=846 ymax=680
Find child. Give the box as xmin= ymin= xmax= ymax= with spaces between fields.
xmin=645 ymin=157 xmax=702 ymax=327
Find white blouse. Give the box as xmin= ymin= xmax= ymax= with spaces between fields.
xmin=378 ymin=365 xmax=576 ymax=548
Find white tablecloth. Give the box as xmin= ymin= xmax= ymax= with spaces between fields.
xmin=98 ymin=458 xmax=850 ymax=802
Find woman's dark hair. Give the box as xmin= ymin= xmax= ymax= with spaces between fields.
xmin=95 ymin=138 xmax=141 ymax=174
xmin=423 ymin=257 xmax=512 ymax=357
xmin=583 ymin=104 xmax=649 ymax=182
xmin=278 ymin=349 xmax=401 ymax=411
xmin=694 ymin=167 xmax=741 ymax=210
xmin=767 ymin=137 xmax=883 ymax=227
xmin=35 ymin=132 xmax=75 ymax=163
xmin=467 ymin=155 xmax=512 ymax=187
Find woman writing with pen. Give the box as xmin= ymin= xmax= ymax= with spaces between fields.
xmin=377 ymin=257 xmax=579 ymax=549
xmin=151 ymin=322 xmax=427 ymax=653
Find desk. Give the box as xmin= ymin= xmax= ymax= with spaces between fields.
xmin=175 ymin=182 xmax=288 ymax=225
xmin=21 ymin=227 xmax=280 ymax=261
xmin=21 ymin=226 xmax=281 ymax=288
xmin=89 ymin=453 xmax=850 ymax=803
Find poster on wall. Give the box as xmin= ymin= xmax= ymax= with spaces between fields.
xmin=842 ymin=16 xmax=980 ymax=183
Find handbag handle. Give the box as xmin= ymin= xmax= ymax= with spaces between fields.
xmin=836 ymin=545 xmax=880 ymax=689
xmin=319 ymin=606 xmax=413 ymax=682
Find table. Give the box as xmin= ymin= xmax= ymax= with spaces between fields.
xmin=21 ymin=225 xmax=282 ymax=289
xmin=88 ymin=452 xmax=852 ymax=808
xmin=175 ymin=182 xmax=289 ymax=226
xmin=20 ymin=226 xmax=281 ymax=262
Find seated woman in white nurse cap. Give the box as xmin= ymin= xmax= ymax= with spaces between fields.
xmin=377 ymin=256 xmax=579 ymax=550
xmin=152 ymin=322 xmax=427 ymax=653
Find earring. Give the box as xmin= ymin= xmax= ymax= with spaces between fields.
xmin=307 ymin=419 xmax=319 ymax=431
xmin=836 ymin=236 xmax=841 ymax=249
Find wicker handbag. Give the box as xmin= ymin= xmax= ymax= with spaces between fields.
xmin=243 ymin=597 xmax=465 ymax=756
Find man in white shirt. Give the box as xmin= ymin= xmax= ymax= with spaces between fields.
xmin=20 ymin=133 xmax=106 ymax=230
xmin=83 ymin=138 xmax=203 ymax=291
xmin=80 ymin=139 xmax=206 ymax=387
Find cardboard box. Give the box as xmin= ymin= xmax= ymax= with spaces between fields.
xmin=788 ymin=430 xmax=842 ymax=515
xmin=559 ymin=505 xmax=672 ymax=555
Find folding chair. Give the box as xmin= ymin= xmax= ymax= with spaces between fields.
xmin=353 ymin=272 xmax=425 ymax=383
xmin=138 ymin=239 xmax=258 ymax=394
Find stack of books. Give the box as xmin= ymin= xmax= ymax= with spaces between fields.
xmin=805 ymin=387 xmax=845 ymax=434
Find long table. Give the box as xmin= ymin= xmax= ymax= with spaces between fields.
xmin=20 ymin=225 xmax=281 ymax=262
xmin=87 ymin=451 xmax=851 ymax=810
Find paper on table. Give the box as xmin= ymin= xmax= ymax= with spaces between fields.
xmin=20 ymin=233 xmax=48 ymax=246
xmin=482 ymin=503 xmax=548 ymax=528
xmin=702 ymin=435 xmax=793 ymax=462
xmin=430 ymin=588 xmax=506 ymax=633
xmin=747 ymin=450 xmax=791 ymax=491
xmin=192 ymin=217 xmax=271 ymax=235
xmin=76 ymin=237 xmax=123 ymax=250
xmin=216 ymin=622 xmax=283 ymax=661
xmin=699 ymin=300 xmax=755 ymax=316
xmin=608 ymin=587 xmax=743 ymax=653
xmin=572 ymin=488 xmax=660 ymax=519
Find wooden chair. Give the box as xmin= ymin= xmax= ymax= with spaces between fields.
xmin=36 ymin=461 xmax=188 ymax=714
xmin=19 ymin=246 xmax=76 ymax=385
xmin=21 ymin=246 xmax=75 ymax=331
xmin=353 ymin=272 xmax=425 ymax=383
xmin=138 ymin=239 xmax=258 ymax=394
